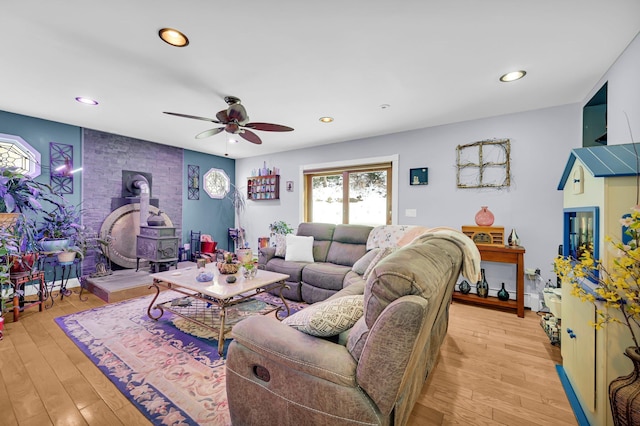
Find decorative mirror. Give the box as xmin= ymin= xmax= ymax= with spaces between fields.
xmin=203 ymin=168 xmax=230 ymax=199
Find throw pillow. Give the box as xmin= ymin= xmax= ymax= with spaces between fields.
xmin=363 ymin=247 xmax=396 ymax=280
xmin=352 ymin=248 xmax=381 ymax=275
xmin=284 ymin=235 xmax=315 ymax=262
xmin=274 ymin=233 xmax=287 ymax=257
xmin=282 ymin=295 xmax=364 ymax=337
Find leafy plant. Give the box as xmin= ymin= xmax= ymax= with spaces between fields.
xmin=0 ymin=224 xmax=19 ymax=286
xmin=37 ymin=201 xmax=82 ymax=240
xmin=0 ymin=166 xmax=57 ymax=213
xmin=269 ymin=221 xmax=293 ymax=235
xmin=554 ymin=205 xmax=640 ymax=348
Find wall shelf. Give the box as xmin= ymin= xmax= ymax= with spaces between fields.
xmin=247 ymin=175 xmax=280 ymax=200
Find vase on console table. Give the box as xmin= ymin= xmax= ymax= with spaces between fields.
xmin=476 ymin=268 xmax=489 ymax=298
xmin=475 ymin=206 xmax=495 ymax=226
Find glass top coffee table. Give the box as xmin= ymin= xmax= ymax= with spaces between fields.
xmin=147 ymin=263 xmax=290 ymax=356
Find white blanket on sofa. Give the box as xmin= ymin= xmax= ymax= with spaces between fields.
xmin=411 ymin=227 xmax=482 ymax=283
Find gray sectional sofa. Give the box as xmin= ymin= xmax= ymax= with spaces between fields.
xmin=258 ymin=222 xmax=373 ymax=303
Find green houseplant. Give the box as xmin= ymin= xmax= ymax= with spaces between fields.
xmin=36 ymin=201 xmax=82 ymax=251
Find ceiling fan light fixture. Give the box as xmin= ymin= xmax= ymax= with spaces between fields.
xmin=158 ymin=28 xmax=189 ymax=47
xmin=75 ymin=96 xmax=98 ymax=105
xmin=499 ymin=70 xmax=527 ymax=82
xmin=319 ymin=116 xmax=334 ymax=123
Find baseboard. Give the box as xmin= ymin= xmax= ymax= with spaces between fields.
xmin=3 ymin=278 xmax=80 ymax=297
xmin=556 ymin=365 xmax=590 ymax=426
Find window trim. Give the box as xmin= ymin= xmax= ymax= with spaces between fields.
xmin=299 ymin=155 xmax=399 ymax=225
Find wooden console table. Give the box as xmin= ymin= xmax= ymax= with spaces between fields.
xmin=452 ymin=244 xmax=525 ymax=317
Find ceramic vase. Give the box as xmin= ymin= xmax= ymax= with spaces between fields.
xmin=497 ymin=282 xmax=510 ymax=301
xmin=459 ymin=280 xmax=471 ymax=294
xmin=475 ymin=206 xmax=495 ymax=226
xmin=508 ymin=228 xmax=520 ymax=246
xmin=610 ymin=347 xmax=640 ymax=426
xmin=476 ymin=268 xmax=489 ymax=298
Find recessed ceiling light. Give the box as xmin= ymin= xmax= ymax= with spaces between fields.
xmin=159 ymin=28 xmax=189 ymax=47
xmin=319 ymin=116 xmax=334 ymax=123
xmin=75 ymin=96 xmax=98 ymax=105
xmin=380 ymin=104 xmax=390 ymax=109
xmin=499 ymin=70 xmax=527 ymax=82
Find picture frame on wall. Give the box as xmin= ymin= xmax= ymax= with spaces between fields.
xmin=410 ymin=167 xmax=428 ymax=185
xmin=286 ymin=181 xmax=294 ymax=192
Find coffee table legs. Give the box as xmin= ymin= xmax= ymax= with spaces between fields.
xmin=217 ymin=304 xmax=227 ymax=356
xmin=147 ymin=281 xmax=164 ymax=320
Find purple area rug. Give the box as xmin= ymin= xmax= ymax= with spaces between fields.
xmin=55 ymin=290 xmax=307 ymax=425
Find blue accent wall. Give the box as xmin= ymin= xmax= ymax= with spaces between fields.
xmin=182 ymin=149 xmax=236 ymax=251
xmin=0 ymin=110 xmax=82 ymax=208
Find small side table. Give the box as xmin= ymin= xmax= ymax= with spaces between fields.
xmin=7 ymin=271 xmax=45 ymax=321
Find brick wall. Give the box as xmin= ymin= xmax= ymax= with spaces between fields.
xmin=81 ymin=129 xmax=183 ymax=273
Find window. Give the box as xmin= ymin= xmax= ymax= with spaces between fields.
xmin=304 ymin=162 xmax=392 ymax=225
xmin=203 ymin=168 xmax=230 ymax=199
xmin=0 ymin=133 xmax=41 ymax=177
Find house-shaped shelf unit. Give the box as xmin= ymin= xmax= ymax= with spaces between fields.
xmin=557 ymin=142 xmax=640 ymax=426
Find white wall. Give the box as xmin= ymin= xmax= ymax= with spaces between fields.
xmin=237 ymin=103 xmax=582 ymax=301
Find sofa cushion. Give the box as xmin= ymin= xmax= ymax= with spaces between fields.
xmin=302 ymin=262 xmax=352 ymax=291
xmin=282 ymin=295 xmax=364 ymax=337
xmin=284 ymin=235 xmax=314 ymax=262
xmin=362 ymin=247 xmax=396 ymax=280
xmin=352 ymin=248 xmax=381 ymax=275
xmin=297 ymin=222 xmax=335 ymax=262
xmin=265 ymin=257 xmax=306 ymax=283
xmin=364 ymin=238 xmax=461 ymax=329
xmin=326 ymin=224 xmax=373 ymax=266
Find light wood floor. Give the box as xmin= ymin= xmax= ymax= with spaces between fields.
xmin=0 ymin=292 xmax=576 ymax=426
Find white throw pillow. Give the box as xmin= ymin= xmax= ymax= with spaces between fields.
xmin=274 ymin=233 xmax=287 ymax=257
xmin=284 ymin=235 xmax=314 ymax=263
xmin=283 ymin=295 xmax=364 ymax=337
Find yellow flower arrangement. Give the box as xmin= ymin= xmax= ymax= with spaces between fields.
xmin=554 ymin=205 xmax=640 ymax=348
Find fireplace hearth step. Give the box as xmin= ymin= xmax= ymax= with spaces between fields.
xmin=85 ymin=261 xmax=195 ymax=303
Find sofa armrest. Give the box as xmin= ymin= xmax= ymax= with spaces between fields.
xmin=258 ymin=246 xmax=277 ymax=266
xmin=230 ymin=315 xmax=357 ymax=387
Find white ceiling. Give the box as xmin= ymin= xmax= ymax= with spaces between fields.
xmin=2 ymin=1 xmax=640 ymax=159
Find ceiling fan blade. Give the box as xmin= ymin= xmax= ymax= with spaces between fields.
xmin=244 ymin=122 xmax=294 ymax=132
xmin=163 ymin=111 xmax=222 ymax=123
xmin=227 ymin=103 xmax=248 ymax=123
xmin=195 ymin=127 xmax=224 ymax=139
xmin=216 ymin=109 xmax=229 ymax=123
xmin=239 ymin=129 xmax=262 ymax=145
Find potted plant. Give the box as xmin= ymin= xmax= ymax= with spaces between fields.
xmin=37 ymin=201 xmax=82 ymax=252
xmin=56 ymin=245 xmax=84 ymax=265
xmin=227 ymin=183 xmax=252 ymax=259
xmin=269 ymin=220 xmax=293 ymax=236
xmin=554 ymin=205 xmax=640 ymax=425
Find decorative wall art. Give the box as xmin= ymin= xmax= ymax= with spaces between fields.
xmin=50 ymin=142 xmax=74 ymax=194
xmin=286 ymin=181 xmax=294 ymax=192
xmin=188 ymin=164 xmax=200 ymax=200
xmin=203 ymin=168 xmax=230 ymax=199
xmin=409 ymin=168 xmax=428 ymax=185
xmin=456 ymin=139 xmax=511 ymax=189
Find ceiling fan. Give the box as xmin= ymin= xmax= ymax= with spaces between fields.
xmin=163 ymin=96 xmax=294 ymax=145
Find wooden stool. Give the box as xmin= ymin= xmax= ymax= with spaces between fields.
xmin=8 ymin=271 xmax=45 ymax=321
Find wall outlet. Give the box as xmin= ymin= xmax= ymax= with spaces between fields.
xmin=405 ymin=209 xmax=417 ymax=217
